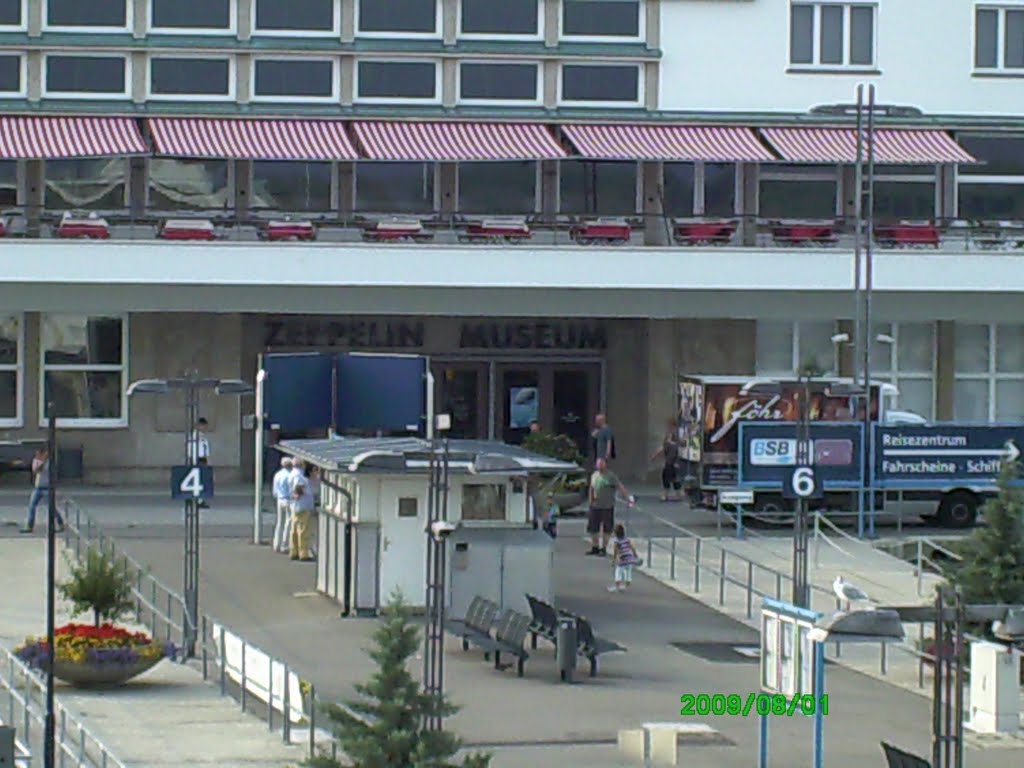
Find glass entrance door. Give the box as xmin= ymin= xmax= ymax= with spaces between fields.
xmin=553 ymin=368 xmax=595 ymax=456
xmin=433 ymin=363 xmax=487 ymax=439
xmin=499 ymin=368 xmax=540 ymax=444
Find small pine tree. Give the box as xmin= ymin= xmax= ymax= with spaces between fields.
xmin=949 ymin=460 xmax=1024 ymax=606
xmin=59 ymin=547 xmax=135 ymax=627
xmin=312 ymin=592 xmax=490 ymax=768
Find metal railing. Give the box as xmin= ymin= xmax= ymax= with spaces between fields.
xmin=62 ymin=499 xmax=191 ymax=655
xmin=0 ymin=646 xmax=127 ymax=768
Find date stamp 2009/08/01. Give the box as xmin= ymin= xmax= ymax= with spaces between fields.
xmin=680 ymin=693 xmax=829 ymax=718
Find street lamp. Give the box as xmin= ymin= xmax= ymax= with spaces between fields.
xmin=423 ymin=413 xmax=452 ymax=731
xmin=43 ymin=400 xmax=58 ymax=768
xmin=126 ymin=371 xmax=253 ymax=657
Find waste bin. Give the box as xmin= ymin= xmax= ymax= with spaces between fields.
xmin=56 ymin=446 xmax=84 ymax=482
xmin=0 ymin=725 xmax=14 ymax=767
xmin=557 ymin=616 xmax=578 ymax=683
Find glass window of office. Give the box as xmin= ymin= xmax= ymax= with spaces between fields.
xmin=0 ymin=313 xmax=22 ymax=425
xmin=356 ymin=60 xmax=437 ymax=100
xmin=251 ymin=162 xmax=332 ymax=212
xmin=869 ymin=322 xmax=935 ymax=419
xmin=44 ymin=56 xmax=128 ymax=97
xmin=665 ymin=162 xmax=736 ymax=217
xmin=975 ymin=7 xmax=1024 ymax=70
xmin=148 ymin=159 xmax=230 ymax=210
xmin=149 ymin=57 xmax=231 ymax=98
xmin=41 ymin=314 xmax=127 ymax=426
xmin=150 ymin=0 xmax=231 ymax=31
xmin=356 ymin=163 xmax=434 ymax=212
xmin=253 ymin=59 xmax=335 ymax=100
xmin=357 ymin=0 xmax=438 ymax=35
xmin=461 ymin=0 xmax=538 ymax=36
xmin=955 ymin=323 xmax=1024 ymax=421
xmin=0 ymin=0 xmax=23 ymax=27
xmin=458 ymin=162 xmax=536 ymax=214
xmin=560 ymin=161 xmax=637 ymax=216
xmin=957 ymin=133 xmax=1024 ymax=219
xmin=756 ymin=320 xmax=837 ymax=376
xmin=759 ymin=165 xmax=838 ymax=219
xmin=560 ymin=64 xmax=640 ymax=104
xmin=458 ymin=62 xmax=538 ymax=102
xmin=790 ymin=2 xmax=875 ymax=67
xmin=562 ymin=0 xmax=641 ymax=38
xmin=0 ymin=160 xmax=17 ymax=206
xmin=44 ymin=159 xmax=127 ymax=211
xmin=254 ymin=0 xmax=335 ymax=33
xmin=45 ymin=0 xmax=128 ymax=29
xmin=461 ymin=484 xmax=506 ymax=521
xmin=0 ymin=54 xmax=22 ymax=95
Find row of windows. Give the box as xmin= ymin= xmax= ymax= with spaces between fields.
xmin=0 ymin=53 xmax=642 ymax=105
xmin=0 ymin=0 xmax=644 ymax=40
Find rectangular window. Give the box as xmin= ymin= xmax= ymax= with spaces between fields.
xmin=44 ymin=55 xmax=128 ymax=98
xmin=356 ymin=162 xmax=435 ymax=212
xmin=252 ymin=161 xmax=332 ymax=212
xmin=977 ymin=8 xmax=999 ymax=68
xmin=976 ymin=6 xmax=1024 ymax=70
xmin=356 ymin=60 xmax=438 ymax=101
xmin=458 ymin=161 xmax=536 ymax=214
xmin=789 ymin=2 xmax=876 ymax=68
xmin=956 ymin=133 xmax=1024 ymax=219
xmin=357 ymin=0 xmax=438 ymax=35
xmin=559 ymin=161 xmax=637 ymax=215
xmin=461 ymin=0 xmax=538 ymax=37
xmin=461 ymin=484 xmax=507 ymax=522
xmin=0 ymin=160 xmax=16 ymax=206
xmin=562 ymin=0 xmax=641 ymax=39
xmin=458 ymin=62 xmax=538 ymax=102
xmin=45 ymin=158 xmax=127 ymax=210
xmin=665 ymin=162 xmax=737 ymax=217
xmin=398 ymin=497 xmax=418 ymax=517
xmin=0 ymin=54 xmax=23 ymax=94
xmin=756 ymin=321 xmax=837 ymax=377
xmin=149 ymin=158 xmax=230 ymax=210
xmin=149 ymin=57 xmax=232 ymax=99
xmin=759 ymin=165 xmax=839 ymax=219
xmin=150 ymin=0 xmax=231 ymax=31
xmin=0 ymin=0 xmax=23 ymax=28
xmin=253 ymin=59 xmax=336 ymax=100
xmin=0 ymin=313 xmax=23 ymax=426
xmin=955 ymin=323 xmax=1024 ymax=421
xmin=871 ymin=323 xmax=935 ymax=419
xmin=41 ymin=314 xmax=127 ymax=427
xmin=254 ymin=0 xmax=336 ymax=34
xmin=560 ymin=64 xmax=640 ymax=104
xmin=45 ymin=0 xmax=128 ymax=29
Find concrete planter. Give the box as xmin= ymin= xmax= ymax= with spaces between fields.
xmin=51 ymin=655 xmax=164 ymax=687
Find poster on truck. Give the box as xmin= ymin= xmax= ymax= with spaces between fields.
xmin=678 ymin=379 xmax=703 ymax=463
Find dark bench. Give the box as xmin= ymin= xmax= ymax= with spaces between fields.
xmin=576 ymin=616 xmax=626 ymax=676
xmin=444 ymin=596 xmax=498 ymax=651
xmin=525 ymin=594 xmax=627 ymax=676
xmin=467 ymin=609 xmax=532 ymax=677
xmin=881 ymin=742 xmax=931 ymax=768
xmin=525 ymin=594 xmax=561 ymax=649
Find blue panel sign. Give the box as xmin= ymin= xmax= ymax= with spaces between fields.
xmin=263 ymin=353 xmax=334 ymax=431
xmin=171 ymin=465 xmax=214 ymax=500
xmin=738 ymin=422 xmax=864 ymax=490
xmin=874 ymin=424 xmax=1024 ymax=488
xmin=336 ymin=354 xmax=426 ymax=434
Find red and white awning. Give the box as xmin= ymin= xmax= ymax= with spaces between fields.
xmin=149 ymin=119 xmax=359 ymax=160
xmin=562 ymin=124 xmax=775 ymax=162
xmin=760 ymin=127 xmax=977 ymax=164
xmin=352 ymin=122 xmax=566 ymax=161
xmin=0 ymin=117 xmax=146 ymax=159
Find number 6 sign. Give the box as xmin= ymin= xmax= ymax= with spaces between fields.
xmin=784 ymin=466 xmax=822 ymax=499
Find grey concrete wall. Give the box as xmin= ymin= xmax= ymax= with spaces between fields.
xmin=132 ymin=0 xmax=146 ymax=38
xmin=605 ymin=320 xmax=649 ymax=481
xmin=936 ymin=320 xmax=955 ymax=419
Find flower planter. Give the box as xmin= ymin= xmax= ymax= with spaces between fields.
xmin=51 ymin=656 xmax=163 ymax=687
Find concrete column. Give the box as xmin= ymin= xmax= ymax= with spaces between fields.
xmin=646 ymin=319 xmax=676 ymax=481
xmin=644 ymin=62 xmax=658 ymax=111
xmin=236 ymin=54 xmax=252 ymax=104
xmin=26 ymin=50 xmax=41 ymax=101
xmin=24 ymin=312 xmax=41 ymax=427
xmin=337 ymin=162 xmax=355 ymax=214
xmin=642 ymin=161 xmax=668 ymax=246
xmin=540 ymin=159 xmax=558 ymax=220
xmin=936 ymin=321 xmax=956 ymax=420
xmin=237 ymin=0 xmax=252 ymax=40
xmin=645 ymin=0 xmax=660 ymax=49
xmin=836 ymin=319 xmax=855 ymax=377
xmin=543 ymin=60 xmax=558 ymax=109
xmin=132 ymin=0 xmax=147 ymax=38
xmin=340 ymin=57 xmax=354 ymax=106
xmin=235 ymin=160 xmax=252 ymax=218
xmin=737 ymin=163 xmax=759 ymax=246
xmin=544 ymin=0 xmax=558 ymax=47
xmin=27 ymin=0 xmax=42 ymax=36
xmin=341 ymin=0 xmax=355 ymax=41
xmin=840 ymin=164 xmax=857 ymax=222
xmin=129 ymin=157 xmax=147 ymax=218
xmin=24 ymin=160 xmax=43 ymax=236
xmin=131 ymin=51 xmax=146 ymax=104
xmin=438 ymin=162 xmax=457 ymax=214
xmin=441 ymin=58 xmax=457 ymax=108
xmin=442 ymin=0 xmax=457 ymax=44
xmin=939 ymin=165 xmax=957 ymax=219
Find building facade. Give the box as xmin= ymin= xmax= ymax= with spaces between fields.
xmin=1 ymin=0 xmax=1023 ymax=483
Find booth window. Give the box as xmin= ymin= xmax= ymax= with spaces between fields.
xmin=398 ymin=497 xmax=418 ymax=518
xmin=0 ymin=313 xmax=22 ymax=427
xmin=40 ymin=314 xmax=127 ymax=427
xmin=461 ymin=484 xmax=506 ymax=521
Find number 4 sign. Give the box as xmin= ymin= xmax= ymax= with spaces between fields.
xmin=171 ymin=466 xmax=214 ymax=500
xmin=784 ymin=466 xmax=823 ymax=500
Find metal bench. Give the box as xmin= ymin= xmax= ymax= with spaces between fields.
xmin=881 ymin=741 xmax=931 ymax=768
xmin=576 ymin=616 xmax=627 ymax=677
xmin=444 ymin=596 xmax=498 ymax=651
xmin=467 ymin=609 xmax=532 ymax=677
xmin=525 ymin=594 xmax=561 ymax=649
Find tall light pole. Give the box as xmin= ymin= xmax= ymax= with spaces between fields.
xmin=43 ymin=399 xmax=57 ymax=768
xmin=423 ymin=414 xmax=452 ymax=732
xmin=859 ymin=84 xmax=878 ymax=539
xmin=126 ymin=371 xmax=253 ymax=657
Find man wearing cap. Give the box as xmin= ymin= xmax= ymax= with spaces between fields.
xmin=272 ymin=457 xmax=293 ymax=553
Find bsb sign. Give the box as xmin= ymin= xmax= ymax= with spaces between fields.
xmin=874 ymin=425 xmax=1023 ymax=487
xmin=738 ymin=423 xmax=864 ymax=490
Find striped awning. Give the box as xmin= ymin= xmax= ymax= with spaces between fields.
xmin=562 ymin=124 xmax=775 ymax=162
xmin=760 ymin=127 xmax=977 ymax=164
xmin=0 ymin=117 xmax=146 ymax=159
xmin=352 ymin=122 xmax=567 ymax=161
xmin=149 ymin=118 xmax=359 ymax=161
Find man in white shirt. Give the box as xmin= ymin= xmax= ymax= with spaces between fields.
xmin=271 ymin=457 xmax=293 ymax=553
xmin=289 ymin=462 xmax=315 ymax=561
xmin=188 ymin=417 xmax=211 ymax=509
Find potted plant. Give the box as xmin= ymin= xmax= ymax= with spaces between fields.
xmin=522 ymin=430 xmax=589 ymax=512
xmin=15 ymin=548 xmax=175 ymax=686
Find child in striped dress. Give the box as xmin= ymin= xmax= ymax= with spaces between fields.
xmin=608 ymin=523 xmax=641 ymax=592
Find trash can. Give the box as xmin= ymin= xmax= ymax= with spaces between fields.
xmin=0 ymin=725 xmax=14 ymax=767
xmin=557 ymin=616 xmax=578 ymax=683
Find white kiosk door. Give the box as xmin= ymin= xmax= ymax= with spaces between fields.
xmin=379 ymin=482 xmax=428 ymax=606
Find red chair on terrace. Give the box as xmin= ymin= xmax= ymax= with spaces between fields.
xmin=874 ymin=221 xmax=940 ymax=248
xmin=362 ymin=217 xmax=433 ymax=243
xmin=770 ymin=219 xmax=837 ymax=246
xmin=159 ymin=219 xmax=217 ymax=241
xmin=262 ymin=220 xmax=317 ymax=242
xmin=57 ymin=212 xmax=110 ymax=240
xmin=571 ymin=217 xmax=631 ymax=245
xmin=459 ymin=217 xmax=531 ymax=244
xmin=674 ymin=219 xmax=737 ymax=246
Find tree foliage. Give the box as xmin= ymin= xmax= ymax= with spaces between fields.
xmin=522 ymin=430 xmax=584 ymax=465
xmin=59 ymin=547 xmax=135 ymax=628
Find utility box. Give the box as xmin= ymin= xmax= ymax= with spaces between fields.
xmin=0 ymin=725 xmax=14 ymax=767
xmin=968 ymin=641 xmax=1021 ymax=733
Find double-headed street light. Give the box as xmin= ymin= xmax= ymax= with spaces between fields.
xmin=127 ymin=371 xmax=253 ymax=657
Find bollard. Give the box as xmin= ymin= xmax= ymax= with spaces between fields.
xmin=556 ymin=617 xmax=578 ymax=684
xmin=201 ymin=616 xmax=208 ymax=678
xmin=283 ymin=666 xmax=292 ymax=744
xmin=880 ymin=642 xmax=888 ymax=675
xmin=694 ymin=539 xmax=701 ymax=592
xmin=670 ymin=536 xmax=677 ymax=581
xmin=775 ymin=572 xmax=782 ymax=599
xmin=746 ymin=562 xmax=754 ymax=618
xmin=0 ymin=726 xmax=14 ymax=768
xmin=647 ymin=537 xmax=653 ymax=567
xmin=308 ymin=684 xmax=316 ymax=757
xmin=718 ymin=550 xmax=726 ymax=605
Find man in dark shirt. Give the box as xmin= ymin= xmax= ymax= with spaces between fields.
xmin=591 ymin=413 xmax=615 ymax=465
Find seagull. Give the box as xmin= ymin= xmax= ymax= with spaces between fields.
xmin=833 ymin=576 xmax=870 ymax=611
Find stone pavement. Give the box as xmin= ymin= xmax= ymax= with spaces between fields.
xmin=0 ymin=538 xmax=305 ymax=768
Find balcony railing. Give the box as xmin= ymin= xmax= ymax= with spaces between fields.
xmin=2 ymin=208 xmax=1024 ymax=251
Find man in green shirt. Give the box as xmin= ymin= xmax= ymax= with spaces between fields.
xmin=587 ymin=458 xmax=635 ymax=556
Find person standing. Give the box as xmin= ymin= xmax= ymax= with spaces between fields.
xmin=586 ymin=458 xmax=634 ymax=556
xmin=21 ymin=447 xmax=64 ymax=534
xmin=650 ymin=419 xmax=683 ymax=502
xmin=271 ymin=457 xmax=293 ymax=553
xmin=289 ymin=462 xmax=315 ymax=562
xmin=607 ymin=523 xmax=641 ymax=592
xmin=189 ymin=417 xmax=211 ymax=509
xmin=591 ymin=413 xmax=616 ymax=466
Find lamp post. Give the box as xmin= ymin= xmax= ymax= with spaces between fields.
xmin=423 ymin=414 xmax=452 ymax=732
xmin=43 ymin=399 xmax=57 ymax=768
xmin=126 ymin=371 xmax=253 ymax=657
